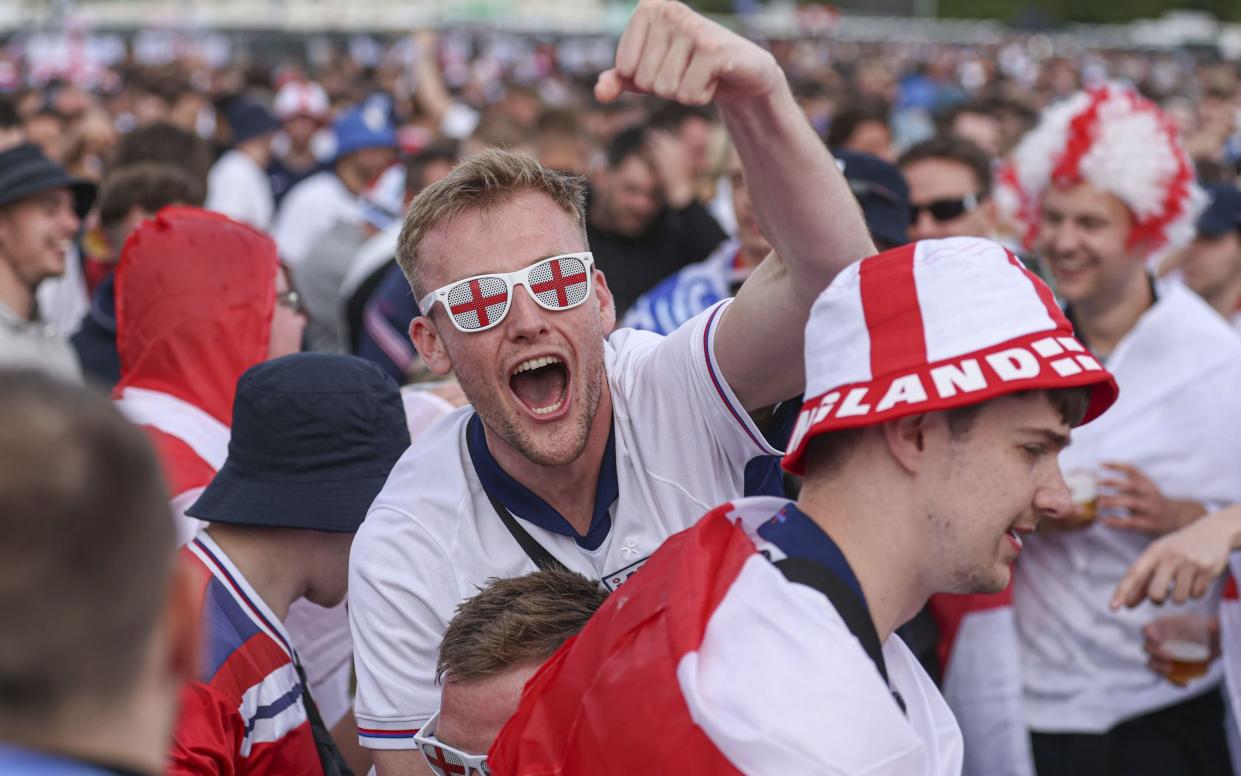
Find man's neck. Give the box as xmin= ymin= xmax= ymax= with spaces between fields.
xmin=795 ymin=484 xmax=928 ymax=643
xmin=205 ymin=525 xmax=303 ymax=621
xmin=335 ymin=161 xmax=369 ymax=197
xmin=5 ymin=675 xmax=174 ymax=776
xmin=0 ymin=257 xmax=34 ymax=320
xmin=1070 ymin=270 xmax=1154 ymax=359
xmin=1206 ymin=278 xmax=1241 ymax=321
xmin=238 ymin=139 xmax=271 ymax=170
xmin=280 ymin=145 xmax=317 ymax=171
xmin=483 ymin=388 xmax=614 ymax=537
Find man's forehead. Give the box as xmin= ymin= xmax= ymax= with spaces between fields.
xmin=421 ymin=198 xmax=585 ymax=285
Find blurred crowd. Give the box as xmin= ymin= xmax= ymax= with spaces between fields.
xmin=5 ymin=7 xmax=1241 ymax=776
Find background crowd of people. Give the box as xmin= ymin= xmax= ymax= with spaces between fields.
xmin=5 ymin=2 xmax=1241 ymax=775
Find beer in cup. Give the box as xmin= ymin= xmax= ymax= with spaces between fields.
xmin=1163 ymin=639 xmax=1212 ymax=685
xmin=1064 ymin=469 xmax=1098 ymax=526
xmin=1147 ymin=613 xmax=1216 ymax=687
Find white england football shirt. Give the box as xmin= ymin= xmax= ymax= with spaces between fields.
xmin=348 ymin=300 xmax=781 ymax=748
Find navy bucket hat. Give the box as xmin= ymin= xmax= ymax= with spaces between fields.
xmin=187 ymin=352 xmax=410 ymax=532
xmin=0 ymin=143 xmax=96 ymax=218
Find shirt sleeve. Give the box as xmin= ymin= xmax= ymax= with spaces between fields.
xmin=349 ymin=505 xmax=460 ymax=749
xmin=610 ymin=300 xmax=781 ymax=500
xmin=169 ymin=682 xmax=246 ymax=775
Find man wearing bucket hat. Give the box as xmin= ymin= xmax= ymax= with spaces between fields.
xmin=169 ymin=352 xmax=410 ymax=776
xmin=0 ymin=142 xmax=95 ymax=380
xmin=489 ymin=237 xmax=1117 ymax=775
xmin=206 ymin=98 xmax=282 ymax=231
xmin=996 ymin=84 xmax=1241 ymax=776
xmin=272 ymin=97 xmax=397 ymax=267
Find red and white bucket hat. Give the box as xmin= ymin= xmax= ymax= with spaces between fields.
xmin=783 ymin=237 xmax=1119 ymax=475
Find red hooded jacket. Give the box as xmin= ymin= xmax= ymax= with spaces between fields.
xmin=112 ymin=207 xmax=277 ymax=514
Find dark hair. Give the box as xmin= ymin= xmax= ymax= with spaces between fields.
xmin=804 ymin=386 xmax=1093 ymax=480
xmin=898 ymin=134 xmax=995 ymax=199
xmin=648 ymin=102 xmax=713 ymax=133
xmin=403 ymin=139 xmax=460 ymax=198
xmin=827 ymin=96 xmax=890 ymax=150
xmin=0 ymin=94 xmax=18 ymax=130
xmin=437 ymin=569 xmax=607 ymax=684
xmin=130 ymin=65 xmax=195 ymax=106
xmin=535 ymin=108 xmax=582 ymax=140
xmin=0 ymin=370 xmax=174 ymax=723
xmin=98 ymin=163 xmax=206 ymax=231
xmin=605 ymin=124 xmax=648 ymax=169
xmin=111 ymin=122 xmax=213 ymax=191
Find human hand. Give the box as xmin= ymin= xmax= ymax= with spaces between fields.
xmin=1098 ymin=462 xmax=1194 ymax=536
xmin=1142 ymin=613 xmax=1220 ymax=687
xmin=595 ymin=0 xmax=783 ymax=107
xmin=1111 ymin=505 xmax=1241 ymax=609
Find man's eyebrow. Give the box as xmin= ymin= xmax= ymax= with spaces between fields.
xmin=1020 ymin=427 xmax=1071 ymax=450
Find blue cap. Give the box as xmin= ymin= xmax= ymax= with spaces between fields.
xmin=834 ymin=149 xmax=911 ymax=249
xmin=186 ymin=353 xmax=410 ymax=533
xmin=1197 ymin=184 xmax=1241 ymax=238
xmin=334 ymin=98 xmax=397 ymax=160
xmin=224 ymin=99 xmax=281 ymax=145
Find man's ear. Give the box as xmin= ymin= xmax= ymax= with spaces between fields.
xmin=881 ymin=412 xmax=934 ymax=475
xmin=593 ymin=269 xmax=616 ymax=335
xmin=980 ymin=199 xmax=999 ymax=233
xmin=410 ymin=316 xmax=454 ymax=376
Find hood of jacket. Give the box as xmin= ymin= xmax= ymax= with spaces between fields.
xmin=114 ymin=207 xmax=277 ymax=425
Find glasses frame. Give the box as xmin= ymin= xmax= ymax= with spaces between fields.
xmin=419 ymin=252 xmax=595 ymax=334
xmin=275 ymin=289 xmax=304 ymax=314
xmin=412 ymin=712 xmax=490 ymax=776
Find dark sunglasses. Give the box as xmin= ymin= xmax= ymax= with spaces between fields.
xmin=909 ymin=193 xmax=981 ymax=224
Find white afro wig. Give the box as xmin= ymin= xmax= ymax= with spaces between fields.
xmin=995 ymin=83 xmax=1205 ymax=257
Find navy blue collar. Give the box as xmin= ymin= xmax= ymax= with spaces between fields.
xmin=466 ymin=412 xmax=618 ymax=551
xmin=757 ymin=502 xmax=868 ymax=606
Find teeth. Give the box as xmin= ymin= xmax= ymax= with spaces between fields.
xmin=512 ymin=356 xmax=562 ymax=375
xmin=1008 ymin=529 xmax=1023 ymax=548
xmin=530 ymin=401 xmax=563 ymax=416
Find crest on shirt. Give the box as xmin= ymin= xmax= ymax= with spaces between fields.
xmin=602 ymin=555 xmax=650 ymax=591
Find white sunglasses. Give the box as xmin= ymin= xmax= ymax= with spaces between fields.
xmin=413 ymin=711 xmax=491 ymax=776
xmin=419 ymin=252 xmax=595 ymax=333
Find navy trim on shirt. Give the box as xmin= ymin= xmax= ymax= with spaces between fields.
xmin=757 ymin=502 xmax=868 ymax=606
xmin=466 ymin=412 xmax=618 ymax=551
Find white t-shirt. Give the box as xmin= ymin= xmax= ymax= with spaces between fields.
xmin=348 ymin=300 xmax=781 ymax=747
xmin=271 ymin=171 xmax=360 ymax=266
xmin=1015 ymin=282 xmax=1241 ymax=733
xmin=206 ymin=149 xmax=275 ymax=232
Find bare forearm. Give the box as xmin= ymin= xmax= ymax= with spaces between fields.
xmin=719 ymin=83 xmax=875 ymax=301
xmin=374 ymin=748 xmax=434 ymax=776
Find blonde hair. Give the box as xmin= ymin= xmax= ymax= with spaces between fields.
xmin=397 ymin=148 xmax=587 ymax=298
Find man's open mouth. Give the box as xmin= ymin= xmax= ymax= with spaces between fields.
xmin=509 ymin=355 xmax=570 ymax=417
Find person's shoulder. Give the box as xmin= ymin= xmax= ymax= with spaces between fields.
xmin=1164 ymin=283 xmax=1241 ymax=353
xmin=282 ymin=171 xmax=336 ymax=206
xmin=360 ymin=408 xmax=474 ymax=538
